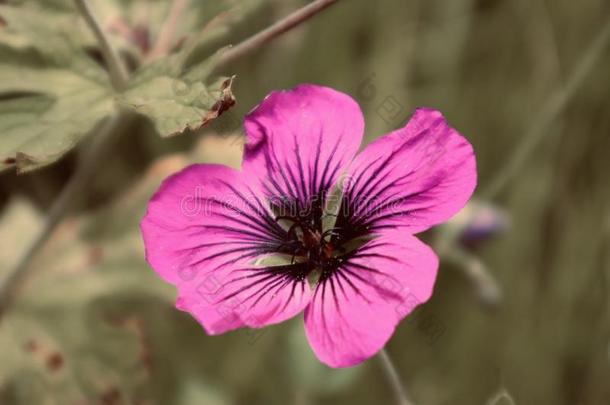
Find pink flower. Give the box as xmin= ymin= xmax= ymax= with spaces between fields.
xmin=141 ymin=84 xmax=477 ymax=367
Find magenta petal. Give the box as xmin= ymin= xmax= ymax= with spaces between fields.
xmin=341 ymin=108 xmax=477 ymax=235
xmin=141 ymin=164 xmax=311 ymax=334
xmin=243 ymin=84 xmax=364 ymax=205
xmin=175 ymin=259 xmax=312 ymax=335
xmin=303 ymin=231 xmax=439 ymax=368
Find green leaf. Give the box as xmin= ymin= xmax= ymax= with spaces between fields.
xmin=0 ymin=2 xmax=242 ymax=173
xmin=0 ymin=4 xmax=115 ymax=173
xmin=119 ymin=64 xmax=235 ymax=137
xmin=0 ymin=5 xmax=102 ymax=72
xmin=0 ymin=66 xmax=114 ymax=173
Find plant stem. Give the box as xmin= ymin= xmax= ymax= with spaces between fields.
xmin=74 ymin=0 xmax=129 ymax=91
xmin=437 ymin=17 xmax=610 ymax=302
xmin=147 ymin=0 xmax=190 ymax=62
xmin=481 ymin=18 xmax=610 ymax=200
xmin=213 ymin=0 xmax=341 ymax=69
xmin=445 ymin=247 xmax=501 ymax=307
xmin=377 ymin=348 xmax=415 ymax=405
xmin=0 ymin=114 xmax=133 ymax=318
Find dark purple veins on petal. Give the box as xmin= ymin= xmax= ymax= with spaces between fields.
xmin=196 ymin=125 xmax=428 ymax=309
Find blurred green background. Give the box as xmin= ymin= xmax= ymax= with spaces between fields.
xmin=1 ymin=0 xmax=609 ymax=404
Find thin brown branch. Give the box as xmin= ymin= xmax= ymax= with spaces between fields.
xmin=213 ymin=0 xmax=341 ymax=69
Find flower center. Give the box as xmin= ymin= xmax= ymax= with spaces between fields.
xmin=277 ymin=214 xmax=343 ymax=267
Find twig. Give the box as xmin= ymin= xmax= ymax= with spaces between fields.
xmin=74 ymin=0 xmax=129 ymax=91
xmin=377 ymin=348 xmax=416 ymax=405
xmin=0 ymin=114 xmax=133 ymax=317
xmin=147 ymin=0 xmax=190 ymax=62
xmin=213 ymin=0 xmax=341 ymax=69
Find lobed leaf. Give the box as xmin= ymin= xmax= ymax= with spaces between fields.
xmin=0 ymin=1 xmax=249 ymax=173
xmin=0 ymin=66 xmax=114 ymax=173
